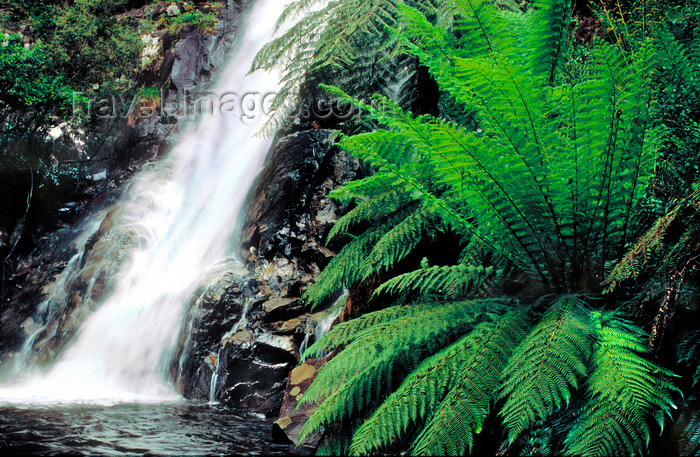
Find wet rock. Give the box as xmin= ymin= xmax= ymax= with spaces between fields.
xmin=172 ymin=261 xmax=251 ymax=399
xmin=0 ymin=229 xmax=78 ymax=366
xmin=215 ymin=331 xmax=298 ymax=409
xmin=272 ymin=358 xmax=328 ymax=446
xmin=240 ymin=129 xmax=360 ymax=271
xmin=171 ymin=30 xmax=201 ymax=91
xmin=262 ymin=297 xmax=304 ymax=322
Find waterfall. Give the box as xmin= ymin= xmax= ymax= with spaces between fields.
xmin=0 ymin=0 xmax=287 ymax=405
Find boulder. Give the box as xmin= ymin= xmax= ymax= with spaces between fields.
xmin=214 ymin=331 xmax=298 ymax=410
xmin=272 ymin=357 xmax=328 ymax=446
xmin=262 ymin=297 xmax=304 ymax=322
xmin=166 ymin=4 xmax=180 ymax=16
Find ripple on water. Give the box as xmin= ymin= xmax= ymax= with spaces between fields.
xmin=0 ymin=402 xmax=308 ymax=456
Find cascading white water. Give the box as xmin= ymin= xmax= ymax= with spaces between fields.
xmin=0 ymin=0 xmax=288 ymax=404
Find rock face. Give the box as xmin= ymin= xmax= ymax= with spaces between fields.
xmin=170 ymin=127 xmax=358 ymax=413
xmin=88 ymin=0 xmax=252 ymax=176
xmin=171 ymin=255 xmax=331 ymax=415
xmin=240 ymin=128 xmax=359 ymax=265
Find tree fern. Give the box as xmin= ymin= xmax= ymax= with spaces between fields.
xmin=276 ymin=0 xmax=682 ymax=454
xmin=408 ymin=310 xmax=530 ymax=456
xmin=302 ymin=207 xmax=415 ymax=306
xmin=677 ymin=328 xmax=700 ymax=387
xmin=326 ymin=189 xmax=411 ymax=244
xmin=302 ymin=300 xmax=451 ymax=360
xmin=375 ymin=263 xmax=500 ymax=299
xmin=677 ymin=408 xmax=700 ymax=457
xmin=250 ymin=0 xmax=452 ymax=132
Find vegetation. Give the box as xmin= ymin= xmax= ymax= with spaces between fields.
xmin=162 ymin=9 xmax=219 ymax=35
xmin=0 ymin=33 xmax=72 ymax=144
xmin=251 ymin=0 xmax=454 ymax=133
xmin=255 ymin=0 xmax=700 ymax=454
xmin=0 ymin=0 xmax=142 ymax=132
xmin=0 ymin=0 xmax=144 ymax=262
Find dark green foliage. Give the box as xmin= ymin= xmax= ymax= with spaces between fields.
xmin=565 ymin=312 xmax=677 ymax=456
xmin=0 ymin=0 xmax=142 ymax=260
xmin=47 ymin=0 xmax=142 ymax=89
xmin=0 ymin=35 xmax=72 ymax=137
xmin=677 ymin=407 xmax=700 ymax=457
xmin=376 ymin=263 xmax=501 ymax=299
xmin=407 ymin=310 xmax=530 ymax=456
xmin=0 ymin=0 xmax=142 ymax=126
xmin=161 ymin=9 xmax=219 ymax=35
xmin=286 ymin=0 xmax=683 ymax=455
xmin=677 ymin=328 xmax=700 ymax=387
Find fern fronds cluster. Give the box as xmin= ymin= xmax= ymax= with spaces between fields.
xmin=677 ymin=328 xmax=700 ymax=387
xmin=270 ymin=0 xmax=685 ymax=454
xmin=565 ymin=312 xmax=678 ymax=456
xmin=500 ymin=298 xmax=593 ymax=443
xmin=298 ymin=299 xmax=505 ymax=434
xmin=300 ymin=298 xmax=676 ymax=456
xmin=677 ymin=406 xmax=700 ymax=457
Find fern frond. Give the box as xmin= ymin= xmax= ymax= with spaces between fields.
xmin=408 ymin=310 xmax=531 ymax=456
xmin=603 ymin=203 xmax=681 ymax=293
xmin=346 ymin=331 xmax=475 ymax=455
xmin=564 ymin=312 xmax=678 ymax=456
xmin=301 ymin=299 xmax=500 ymax=404
xmin=326 ymin=189 xmax=411 ymax=243
xmin=363 ymin=206 xmax=440 ymax=279
xmin=653 ymin=26 xmax=700 ymax=102
xmin=519 ymin=0 xmax=570 ymax=85
xmin=500 ymin=297 xmax=594 ymax=444
xmin=677 ymin=328 xmax=700 ymax=386
xmin=302 ymin=300 xmax=447 ymax=360
xmin=251 ymin=0 xmax=454 ymax=133
xmin=302 ymin=208 xmax=415 ymax=308
xmin=345 ymin=310 xmax=529 ymax=455
xmin=298 ymin=299 xmax=506 ymax=443
xmin=375 ymin=263 xmax=500 ymax=298
xmin=678 ymin=408 xmax=700 ymax=457
xmin=605 ymin=185 xmax=700 ymax=293
xmin=328 ymin=171 xmax=405 ymax=202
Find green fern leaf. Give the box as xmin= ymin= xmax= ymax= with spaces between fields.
xmin=564 ymin=312 xmax=678 ymax=456
xmin=345 ymin=309 xmax=528 ymax=455
xmin=302 ymin=300 xmax=447 ymax=360
xmin=500 ymin=297 xmax=594 ymax=444
xmin=298 ymin=299 xmax=506 ymax=443
xmin=408 ymin=310 xmax=531 ymax=456
xmin=375 ymin=263 xmax=500 ymax=298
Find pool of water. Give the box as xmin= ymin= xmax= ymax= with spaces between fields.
xmin=0 ymin=401 xmax=307 ymax=456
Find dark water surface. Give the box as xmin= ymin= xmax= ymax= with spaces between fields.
xmin=0 ymin=402 xmax=305 ymax=456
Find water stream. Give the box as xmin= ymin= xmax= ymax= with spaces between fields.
xmin=0 ymin=0 xmax=283 ymax=406
xmin=0 ymin=0 xmax=306 ymax=454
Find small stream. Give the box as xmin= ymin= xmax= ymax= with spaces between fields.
xmin=0 ymin=401 xmax=307 ymax=456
